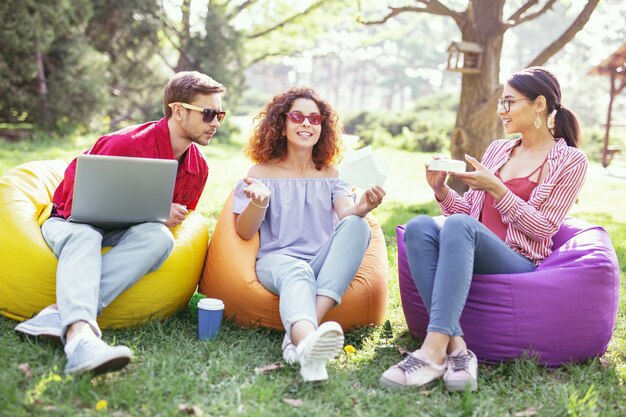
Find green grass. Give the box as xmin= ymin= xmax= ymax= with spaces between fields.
xmin=1 ymin=130 xmax=625 ymax=416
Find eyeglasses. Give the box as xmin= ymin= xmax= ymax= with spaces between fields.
xmin=497 ymin=98 xmax=531 ymax=113
xmin=169 ymin=102 xmax=226 ymax=123
xmin=285 ymin=112 xmax=327 ymax=125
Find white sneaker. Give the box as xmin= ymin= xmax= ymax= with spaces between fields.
xmin=282 ymin=333 xmax=298 ymax=365
xmin=296 ymin=321 xmax=344 ymax=382
xmin=443 ymin=349 xmax=478 ymax=392
xmin=380 ymin=350 xmax=447 ymax=389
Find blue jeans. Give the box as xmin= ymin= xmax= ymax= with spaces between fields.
xmin=256 ymin=215 xmax=371 ymax=338
xmin=42 ymin=218 xmax=175 ymax=335
xmin=404 ymin=214 xmax=536 ymax=337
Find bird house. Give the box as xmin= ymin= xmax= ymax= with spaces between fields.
xmin=447 ymin=41 xmax=483 ymax=74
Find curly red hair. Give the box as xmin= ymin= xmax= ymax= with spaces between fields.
xmin=245 ymin=87 xmax=343 ymax=169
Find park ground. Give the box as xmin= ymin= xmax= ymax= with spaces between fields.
xmin=0 ymin=129 xmax=625 ymax=417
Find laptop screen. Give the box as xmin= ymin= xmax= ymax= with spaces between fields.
xmin=70 ymin=154 xmax=178 ymax=229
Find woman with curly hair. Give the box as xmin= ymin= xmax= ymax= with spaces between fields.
xmin=233 ymin=87 xmax=386 ymax=382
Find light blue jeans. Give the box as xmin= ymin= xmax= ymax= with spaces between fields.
xmin=256 ymin=215 xmax=371 ymax=338
xmin=42 ymin=217 xmax=175 ymax=335
xmin=404 ymin=214 xmax=536 ymax=337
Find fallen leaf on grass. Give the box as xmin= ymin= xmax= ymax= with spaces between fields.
xmin=397 ymin=346 xmax=410 ymax=356
xmin=18 ymin=363 xmax=32 ymax=379
xmin=282 ymin=398 xmax=303 ymax=407
xmin=514 ymin=408 xmax=538 ymax=416
xmin=178 ymin=404 xmax=203 ymax=416
xmin=255 ymin=362 xmax=284 ymax=374
xmin=599 ymin=357 xmax=610 ymax=368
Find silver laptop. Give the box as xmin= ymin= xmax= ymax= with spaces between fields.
xmin=70 ymin=154 xmax=178 ymax=230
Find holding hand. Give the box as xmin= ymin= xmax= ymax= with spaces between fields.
xmin=242 ymin=177 xmax=271 ymax=208
xmin=164 ymin=203 xmax=188 ymax=227
xmin=425 ymin=154 xmax=449 ymax=193
xmin=450 ymin=155 xmax=507 ymax=201
xmin=355 ymin=185 xmax=386 ymax=216
xmin=425 ymin=154 xmax=451 ymax=202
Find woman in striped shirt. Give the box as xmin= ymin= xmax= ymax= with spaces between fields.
xmin=380 ymin=67 xmax=588 ymax=391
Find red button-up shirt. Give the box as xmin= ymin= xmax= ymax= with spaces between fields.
xmin=52 ymin=117 xmax=208 ymax=219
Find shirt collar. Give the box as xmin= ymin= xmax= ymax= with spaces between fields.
xmin=549 ymin=138 xmax=567 ymax=158
xmin=155 ymin=117 xmax=201 ymax=174
xmin=180 ymin=145 xmax=201 ymax=174
xmin=507 ymin=137 xmax=566 ymax=158
xmin=155 ymin=118 xmax=175 ymax=160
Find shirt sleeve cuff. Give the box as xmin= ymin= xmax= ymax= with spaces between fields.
xmin=440 ymin=188 xmax=456 ymax=206
xmin=493 ymin=189 xmax=518 ymax=217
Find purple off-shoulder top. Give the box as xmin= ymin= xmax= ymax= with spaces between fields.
xmin=233 ymin=178 xmax=355 ymax=261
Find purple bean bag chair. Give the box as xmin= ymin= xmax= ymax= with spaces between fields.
xmin=396 ymin=217 xmax=620 ymax=366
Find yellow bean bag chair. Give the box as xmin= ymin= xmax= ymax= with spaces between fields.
xmin=199 ymin=192 xmax=389 ymax=331
xmin=0 ymin=160 xmax=209 ymax=328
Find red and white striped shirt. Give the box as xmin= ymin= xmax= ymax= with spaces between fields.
xmin=439 ymin=138 xmax=588 ymax=264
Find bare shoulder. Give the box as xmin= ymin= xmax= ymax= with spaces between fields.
xmin=323 ymin=165 xmax=339 ymax=178
xmin=247 ymin=162 xmax=278 ymax=178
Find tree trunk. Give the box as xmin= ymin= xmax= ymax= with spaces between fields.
xmin=36 ymin=51 xmax=47 ymax=96
xmin=36 ymin=46 xmax=49 ymax=123
xmin=174 ymin=0 xmax=193 ymax=72
xmin=448 ymin=0 xmax=506 ymax=193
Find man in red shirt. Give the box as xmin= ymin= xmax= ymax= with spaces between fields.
xmin=15 ymin=71 xmax=226 ymax=375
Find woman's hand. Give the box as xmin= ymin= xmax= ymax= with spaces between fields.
xmin=242 ymin=177 xmax=271 ymax=207
xmin=236 ymin=177 xmax=271 ymax=240
xmin=164 ymin=203 xmax=188 ymax=227
xmin=354 ymin=185 xmax=386 ymax=217
xmin=450 ymin=155 xmax=507 ymax=201
xmin=426 ymin=154 xmax=450 ymax=201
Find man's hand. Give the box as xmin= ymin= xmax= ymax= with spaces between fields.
xmin=164 ymin=203 xmax=188 ymax=227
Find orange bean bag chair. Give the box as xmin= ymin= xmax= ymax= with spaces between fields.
xmin=0 ymin=160 xmax=209 ymax=328
xmin=199 ymin=192 xmax=389 ymax=331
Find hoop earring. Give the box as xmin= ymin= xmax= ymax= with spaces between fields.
xmin=534 ymin=114 xmax=542 ymax=129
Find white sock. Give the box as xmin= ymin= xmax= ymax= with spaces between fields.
xmin=64 ymin=324 xmax=99 ymax=356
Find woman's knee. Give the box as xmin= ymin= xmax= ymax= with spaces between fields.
xmin=340 ymin=215 xmax=371 ymax=238
xmin=281 ymin=261 xmax=316 ymax=285
xmin=441 ymin=214 xmax=476 ymax=234
xmin=405 ymin=215 xmax=437 ymax=243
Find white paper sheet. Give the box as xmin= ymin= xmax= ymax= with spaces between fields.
xmin=339 ymin=146 xmax=389 ymax=189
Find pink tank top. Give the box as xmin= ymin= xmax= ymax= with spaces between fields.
xmin=481 ymin=158 xmax=548 ymax=241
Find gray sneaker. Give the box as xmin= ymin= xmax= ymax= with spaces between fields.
xmin=15 ymin=310 xmax=63 ymax=343
xmin=64 ymin=337 xmax=132 ymax=375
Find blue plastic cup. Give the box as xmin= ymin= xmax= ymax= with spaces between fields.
xmin=197 ymin=298 xmax=224 ymax=341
